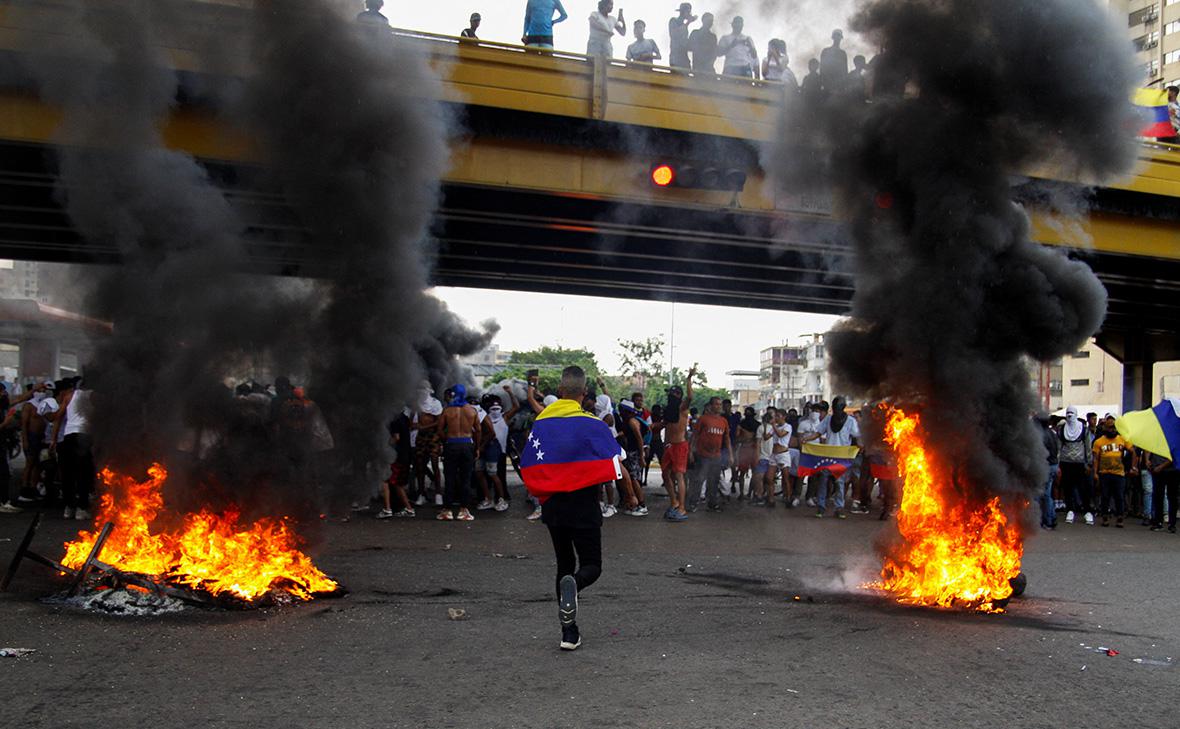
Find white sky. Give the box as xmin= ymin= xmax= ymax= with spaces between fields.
xmin=433 ymin=286 xmax=840 ymax=385
xmin=388 ymin=2 xmax=860 ymax=383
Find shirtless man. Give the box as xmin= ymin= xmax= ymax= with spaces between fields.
xmin=436 ymin=383 xmax=481 ymax=521
xmin=660 ymin=367 xmax=695 ymax=521
xmin=414 ymin=386 xmax=444 ymax=506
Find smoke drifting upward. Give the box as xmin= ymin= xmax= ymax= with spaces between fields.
xmin=245 ymin=0 xmax=497 ymax=474
xmin=22 ymin=0 xmax=494 ymax=498
xmin=774 ymin=0 xmax=1138 ymax=498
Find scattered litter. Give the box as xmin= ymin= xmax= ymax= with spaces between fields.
xmin=1106 ymin=649 xmax=1119 ymax=657
xmin=491 ymin=553 xmax=529 ymax=560
xmin=785 ymin=689 xmax=799 ymax=694
xmin=1081 ymin=665 xmax=1087 ymax=671
xmin=0 ymin=538 xmax=10 ymax=543
xmin=447 ymin=608 xmax=467 ymax=621
xmin=610 ymin=628 xmax=619 ymax=636
xmin=55 ymin=588 xmax=187 ymax=616
xmin=0 ymin=648 xmax=35 ymax=658
xmin=1132 ymin=658 xmax=1173 ymax=667
xmin=442 ymin=544 xmax=452 ymax=551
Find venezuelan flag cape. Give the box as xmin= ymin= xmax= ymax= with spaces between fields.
xmin=1116 ymin=398 xmax=1180 ymax=461
xmin=1134 ymin=88 xmax=1175 ymax=138
xmin=521 ymin=399 xmax=622 ymax=501
xmin=797 ymin=442 xmax=860 ymax=477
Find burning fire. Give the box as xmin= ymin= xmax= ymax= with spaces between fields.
xmin=871 ymin=408 xmax=1023 ymax=613
xmin=62 ymin=464 xmax=338 ymax=602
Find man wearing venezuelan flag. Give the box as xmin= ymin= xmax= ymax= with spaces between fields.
xmin=520 ymin=365 xmax=622 ymax=651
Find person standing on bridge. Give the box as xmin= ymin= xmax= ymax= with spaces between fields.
xmin=688 ymin=12 xmax=718 ymax=74
xmin=460 ymin=12 xmax=481 ymax=39
xmin=819 ymin=29 xmax=849 ymax=95
xmin=587 ymin=0 xmax=626 ymax=60
xmin=356 ymin=0 xmax=389 ymax=30
xmin=626 ymin=20 xmax=661 ymax=65
xmin=717 ymin=16 xmax=759 ymax=80
xmin=668 ymin=3 xmax=695 ymax=70
xmin=522 ymin=0 xmax=568 ymax=50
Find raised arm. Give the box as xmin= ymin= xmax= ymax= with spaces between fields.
xmin=527 ymin=383 xmax=544 ymax=415
xmin=502 ymin=385 xmax=521 ymax=421
xmin=683 ymin=367 xmax=695 ymax=413
xmin=554 ymin=0 xmax=568 ymax=25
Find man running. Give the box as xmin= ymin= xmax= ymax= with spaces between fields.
xmin=436 ymin=384 xmax=480 ymax=521
xmin=660 ymin=368 xmax=694 ymax=520
xmin=521 ymin=366 xmax=620 ymax=651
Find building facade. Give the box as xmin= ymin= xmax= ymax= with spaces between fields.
xmin=758 ymin=342 xmax=806 ymax=409
xmin=1118 ymin=0 xmax=1180 ymax=89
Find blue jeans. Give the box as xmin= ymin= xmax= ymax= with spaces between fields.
xmin=815 ymin=470 xmax=846 ymax=511
xmin=1141 ymin=470 xmax=1154 ymax=519
xmin=1040 ymin=463 xmax=1057 ymax=528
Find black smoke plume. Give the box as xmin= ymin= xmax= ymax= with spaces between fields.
xmin=773 ymin=0 xmax=1138 ymax=500
xmin=22 ymin=0 xmax=494 ymax=508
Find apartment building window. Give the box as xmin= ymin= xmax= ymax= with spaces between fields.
xmin=1072 ymin=350 xmax=1091 ymax=359
xmin=1167 ymin=49 xmax=1180 ymax=64
xmin=1130 ymin=4 xmax=1160 ymax=27
xmin=1166 ymin=20 xmax=1180 ymax=35
xmin=1135 ymin=31 xmax=1161 ymax=49
xmin=1070 ymin=379 xmax=1090 ymax=387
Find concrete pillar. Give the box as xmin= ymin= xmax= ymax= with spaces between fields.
xmin=1122 ymin=361 xmax=1154 ymax=413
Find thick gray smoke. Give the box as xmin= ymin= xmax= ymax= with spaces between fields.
xmin=244 ymin=0 xmax=497 ymax=481
xmin=22 ymin=0 xmax=494 ymax=508
xmin=774 ymin=0 xmax=1138 ymax=500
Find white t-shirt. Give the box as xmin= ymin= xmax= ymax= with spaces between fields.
xmin=773 ymin=422 xmax=793 ymax=450
xmin=718 ymin=33 xmax=756 ymax=69
xmin=820 ymin=414 xmax=860 ymax=446
xmin=626 ymin=38 xmax=659 ymax=62
xmin=756 ymin=424 xmax=775 ymax=460
xmin=588 ymin=12 xmax=617 ymax=45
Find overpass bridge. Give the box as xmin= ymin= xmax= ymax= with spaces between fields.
xmin=1 ymin=0 xmax=1179 ymax=404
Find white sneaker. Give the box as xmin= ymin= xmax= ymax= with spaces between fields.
xmin=394 ymin=508 xmax=416 ymax=518
xmin=414 ymin=495 xmax=427 ymax=507
xmin=75 ymin=508 xmax=91 ymax=521
xmin=375 ymin=508 xmax=394 ymax=519
xmin=1066 ymin=511 xmax=1075 ymax=524
xmin=494 ymin=498 xmax=509 ymax=512
xmin=434 ymin=493 xmax=444 ymax=506
xmin=526 ymin=507 xmax=543 ymax=521
xmin=63 ymin=506 xmax=76 ymax=519
xmin=603 ymin=504 xmax=617 ymax=518
xmin=635 ymin=505 xmax=649 ymax=516
xmin=0 ymin=502 xmax=22 ymax=514
xmin=476 ymin=499 xmax=495 ymax=511
xmin=806 ymin=497 xmax=817 ymax=507
xmin=456 ymin=508 xmax=475 ymax=522
xmin=791 ymin=498 xmax=801 ymax=507
xmin=1084 ymin=512 xmax=1094 ymax=525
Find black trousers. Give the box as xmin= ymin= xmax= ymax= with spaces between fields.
xmin=1061 ymin=462 xmax=1092 ymax=514
xmin=1098 ymin=473 xmax=1125 ymax=518
xmin=1152 ymin=470 xmax=1180 ymax=528
xmin=546 ymin=524 xmax=602 ymax=599
xmin=443 ymin=441 xmax=474 ymax=508
xmin=60 ymin=433 xmax=95 ymax=509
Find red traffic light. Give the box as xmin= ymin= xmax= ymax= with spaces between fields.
xmin=651 ymin=164 xmax=675 ymax=187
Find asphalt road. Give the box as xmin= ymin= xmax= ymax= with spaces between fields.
xmin=0 ymin=477 xmax=1176 ymax=729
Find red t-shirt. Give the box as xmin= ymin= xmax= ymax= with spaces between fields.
xmin=694 ymin=414 xmax=730 ymax=458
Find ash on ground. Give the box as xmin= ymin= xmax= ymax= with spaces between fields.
xmin=48 ymin=588 xmax=189 ymax=616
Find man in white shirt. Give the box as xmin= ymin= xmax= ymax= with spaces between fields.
xmin=815 ymin=396 xmax=859 ymax=519
xmin=771 ymin=408 xmax=794 ymax=506
xmin=717 ymin=16 xmax=759 ymax=79
xmin=752 ymin=410 xmax=776 ymax=506
xmin=587 ymin=0 xmax=626 ymax=59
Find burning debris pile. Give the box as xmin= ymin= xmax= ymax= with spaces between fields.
xmin=62 ymin=465 xmax=339 ymax=606
xmin=774 ymin=0 xmax=1139 ymax=610
xmin=3 ymin=1 xmax=496 ymax=605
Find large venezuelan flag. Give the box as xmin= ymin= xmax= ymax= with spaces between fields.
xmin=1116 ymin=398 xmax=1180 ymax=462
xmin=797 ymin=442 xmax=860 ymax=478
xmin=521 ymin=399 xmax=622 ymax=501
xmin=1134 ymin=88 xmax=1175 ymax=138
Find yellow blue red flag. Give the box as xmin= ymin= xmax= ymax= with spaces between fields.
xmin=1134 ymin=88 xmax=1174 ymax=138
xmin=521 ymin=399 xmax=622 ymax=501
xmin=798 ymin=442 xmax=860 ymax=477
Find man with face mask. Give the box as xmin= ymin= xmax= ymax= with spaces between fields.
xmin=1092 ymin=415 xmax=1136 ymax=528
xmin=1056 ymin=406 xmax=1094 ymax=525
xmin=815 ymin=396 xmax=858 ymax=519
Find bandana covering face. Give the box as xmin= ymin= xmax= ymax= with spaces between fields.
xmin=595 ymin=394 xmax=612 ymax=419
xmin=1063 ymin=406 xmax=1083 ymax=441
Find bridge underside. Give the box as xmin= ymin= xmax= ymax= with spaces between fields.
xmin=2 ymin=140 xmax=1179 ymax=362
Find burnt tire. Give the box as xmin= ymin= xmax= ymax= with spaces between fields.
xmin=1008 ymin=572 xmax=1027 ymax=598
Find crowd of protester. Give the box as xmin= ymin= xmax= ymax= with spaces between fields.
xmin=1037 ymin=408 xmax=1177 ymax=533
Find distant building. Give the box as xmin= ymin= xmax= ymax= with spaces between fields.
xmin=799 ymin=333 xmax=831 ymax=405
xmin=1049 ymin=338 xmax=1180 ymax=414
xmin=0 ymin=260 xmax=44 ymax=302
xmin=759 ymin=342 xmax=806 ymax=409
xmin=1115 ymin=0 xmax=1180 ymax=89
xmin=461 ymin=343 xmax=513 ymax=388
xmin=726 ymin=370 xmax=762 ymax=408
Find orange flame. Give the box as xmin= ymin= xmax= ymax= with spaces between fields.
xmin=62 ymin=464 xmax=338 ymax=602
xmin=871 ymin=408 xmax=1023 ymax=613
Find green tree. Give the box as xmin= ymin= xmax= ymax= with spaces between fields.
xmin=499 ymin=346 xmax=601 ymax=395
xmin=616 ymin=336 xmax=666 ymax=389
xmin=641 ymin=363 xmax=729 ymax=413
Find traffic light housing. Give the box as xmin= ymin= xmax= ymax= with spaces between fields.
xmin=649 ymin=161 xmax=748 ymax=192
